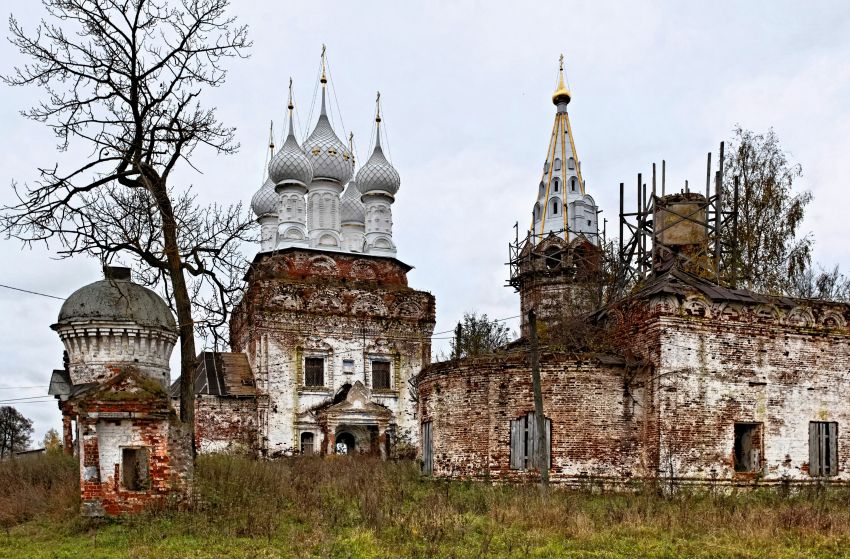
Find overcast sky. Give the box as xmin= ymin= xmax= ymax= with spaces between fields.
xmin=1 ymin=0 xmax=849 ymax=443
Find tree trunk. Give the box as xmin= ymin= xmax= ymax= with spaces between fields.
xmin=528 ymin=310 xmax=549 ymax=495
xmin=150 ymin=179 xmax=196 ymax=454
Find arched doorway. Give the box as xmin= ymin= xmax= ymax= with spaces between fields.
xmin=335 ymin=432 xmax=356 ymax=455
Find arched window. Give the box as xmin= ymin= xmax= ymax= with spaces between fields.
xmin=533 ymin=202 xmax=541 ymax=221
xmin=554 ymin=158 xmax=562 ymax=171
xmin=538 ymin=181 xmax=545 ymax=197
xmin=552 ymin=200 xmax=559 ymax=215
xmin=568 ymin=157 xmax=576 ymax=170
xmin=543 ymin=161 xmax=550 ymax=173
xmin=301 ymin=432 xmax=314 ymax=455
xmin=570 ymin=177 xmax=578 ymax=192
xmin=552 ymin=177 xmax=560 ymax=192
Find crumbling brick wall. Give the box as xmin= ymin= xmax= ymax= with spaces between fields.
xmin=231 ymin=248 xmax=436 ymax=455
xmin=417 ymin=349 xmax=650 ymax=484
xmin=195 ymin=395 xmax=259 ymax=454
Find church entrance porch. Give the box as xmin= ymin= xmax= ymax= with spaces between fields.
xmin=316 ymin=381 xmax=394 ymax=458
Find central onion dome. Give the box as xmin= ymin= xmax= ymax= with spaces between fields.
xmin=269 ymin=92 xmax=313 ymax=188
xmin=251 ymin=176 xmax=278 ymax=217
xmin=356 ymin=123 xmax=400 ymax=196
xmin=304 ymin=83 xmax=353 ymax=185
xmin=57 ymin=266 xmax=176 ymax=331
xmin=340 ymin=181 xmax=365 ymax=223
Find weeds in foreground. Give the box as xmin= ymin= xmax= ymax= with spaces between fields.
xmin=2 ymin=453 xmax=850 ymax=558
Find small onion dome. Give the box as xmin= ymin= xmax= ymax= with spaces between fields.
xmin=303 ymin=88 xmax=353 ymax=185
xmin=356 ymin=141 xmax=400 ymax=196
xmin=340 ymin=181 xmax=365 ymax=224
xmin=251 ymin=177 xmax=278 ymax=217
xmin=552 ymin=57 xmax=571 ymax=105
xmin=56 ymin=267 xmax=177 ymax=332
xmin=269 ymin=113 xmax=313 ymax=188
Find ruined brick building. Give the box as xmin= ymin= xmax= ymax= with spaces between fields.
xmin=416 ymin=61 xmax=850 ymax=487
xmin=184 ymin=59 xmax=435 ymax=456
xmin=49 ymin=266 xmax=191 ymax=515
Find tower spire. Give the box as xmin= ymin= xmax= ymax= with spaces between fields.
xmin=320 ymin=44 xmax=328 ymax=116
xmin=374 ymin=91 xmax=382 ymax=148
xmin=348 ymin=131 xmax=355 ymax=167
xmin=286 ymin=77 xmax=295 ymax=137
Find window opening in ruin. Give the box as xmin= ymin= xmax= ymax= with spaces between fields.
xmin=372 ymin=360 xmax=391 ymax=389
xmin=305 ymin=357 xmax=324 ymax=387
xmin=342 ymin=359 xmax=355 ymax=375
xmin=301 ymin=432 xmax=315 ymax=455
xmin=551 ymin=177 xmax=560 ymax=193
xmin=733 ymin=423 xmax=762 ymax=473
xmin=121 ymin=447 xmax=150 ymax=491
xmin=545 ymin=248 xmax=560 ymax=270
xmin=336 ymin=432 xmax=355 ymax=454
xmin=552 ymin=201 xmax=558 ymax=215
xmin=570 ymin=177 xmax=577 ymax=192
xmin=809 ymin=421 xmax=838 ymax=476
xmin=422 ymin=421 xmax=433 ymax=475
xmin=509 ymin=412 xmax=551 ymax=470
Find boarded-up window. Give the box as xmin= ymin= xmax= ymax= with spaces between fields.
xmin=734 ymin=423 xmax=762 ymax=472
xmin=372 ymin=361 xmax=391 ymax=389
xmin=809 ymin=422 xmax=838 ymax=476
xmin=304 ymin=357 xmax=324 ymax=387
xmin=301 ymin=432 xmax=314 ymax=455
xmin=121 ymin=447 xmax=150 ymax=491
xmin=422 ymin=421 xmax=433 ymax=475
xmin=509 ymin=412 xmax=551 ymax=470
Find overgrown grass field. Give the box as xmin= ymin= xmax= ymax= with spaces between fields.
xmin=2 ymin=453 xmax=849 ymax=558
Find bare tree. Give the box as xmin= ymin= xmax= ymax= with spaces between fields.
xmin=788 ymin=264 xmax=850 ymax=302
xmin=450 ymin=312 xmax=512 ymax=359
xmin=721 ymin=126 xmax=812 ymax=294
xmin=2 ymin=0 xmax=252 ymax=439
xmin=0 ymin=407 xmax=34 ymax=458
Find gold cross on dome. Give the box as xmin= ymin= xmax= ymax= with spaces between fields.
xmin=559 ymin=53 xmax=564 ymax=71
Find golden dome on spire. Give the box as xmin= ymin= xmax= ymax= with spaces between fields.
xmin=552 ymin=54 xmax=571 ymax=105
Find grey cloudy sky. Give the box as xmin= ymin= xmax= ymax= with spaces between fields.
xmin=1 ymin=0 xmax=849 ymax=442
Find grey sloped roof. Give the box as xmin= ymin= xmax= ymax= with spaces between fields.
xmin=48 ymin=369 xmax=71 ymax=397
xmin=56 ymin=272 xmax=177 ymax=331
xmin=340 ymin=181 xmax=365 ymax=224
xmin=251 ymin=177 xmax=278 ymax=217
xmin=633 ymin=261 xmax=797 ymax=307
xmin=170 ymin=352 xmax=256 ymax=398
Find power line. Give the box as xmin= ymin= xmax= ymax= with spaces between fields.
xmin=0 ymin=283 xmax=64 ymax=301
xmin=431 ymin=314 xmax=521 ymax=337
xmin=0 ymin=386 xmax=47 ymax=390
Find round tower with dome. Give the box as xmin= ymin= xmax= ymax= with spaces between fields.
xmin=52 ymin=265 xmax=178 ymax=387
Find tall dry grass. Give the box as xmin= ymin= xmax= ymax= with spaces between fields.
xmin=3 ymin=451 xmax=850 ymax=555
xmin=0 ymin=451 xmax=78 ymax=530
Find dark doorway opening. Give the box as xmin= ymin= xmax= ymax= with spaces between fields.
xmin=336 ymin=432 xmax=356 ymax=455
xmin=734 ymin=423 xmax=762 ymax=472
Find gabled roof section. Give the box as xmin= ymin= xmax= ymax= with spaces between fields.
xmin=170 ymin=352 xmax=256 ymax=398
xmin=632 ymin=261 xmax=798 ymax=307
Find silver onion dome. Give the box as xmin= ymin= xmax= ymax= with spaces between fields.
xmin=356 ymin=139 xmax=400 ymax=196
xmin=304 ymin=88 xmax=353 ymax=185
xmin=251 ymin=177 xmax=278 ymax=217
xmin=340 ymin=181 xmax=365 ymax=224
xmin=269 ymin=93 xmax=314 ymax=187
xmin=269 ymin=131 xmax=313 ymax=187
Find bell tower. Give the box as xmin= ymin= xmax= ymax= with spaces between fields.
xmin=510 ymin=56 xmax=602 ymax=337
